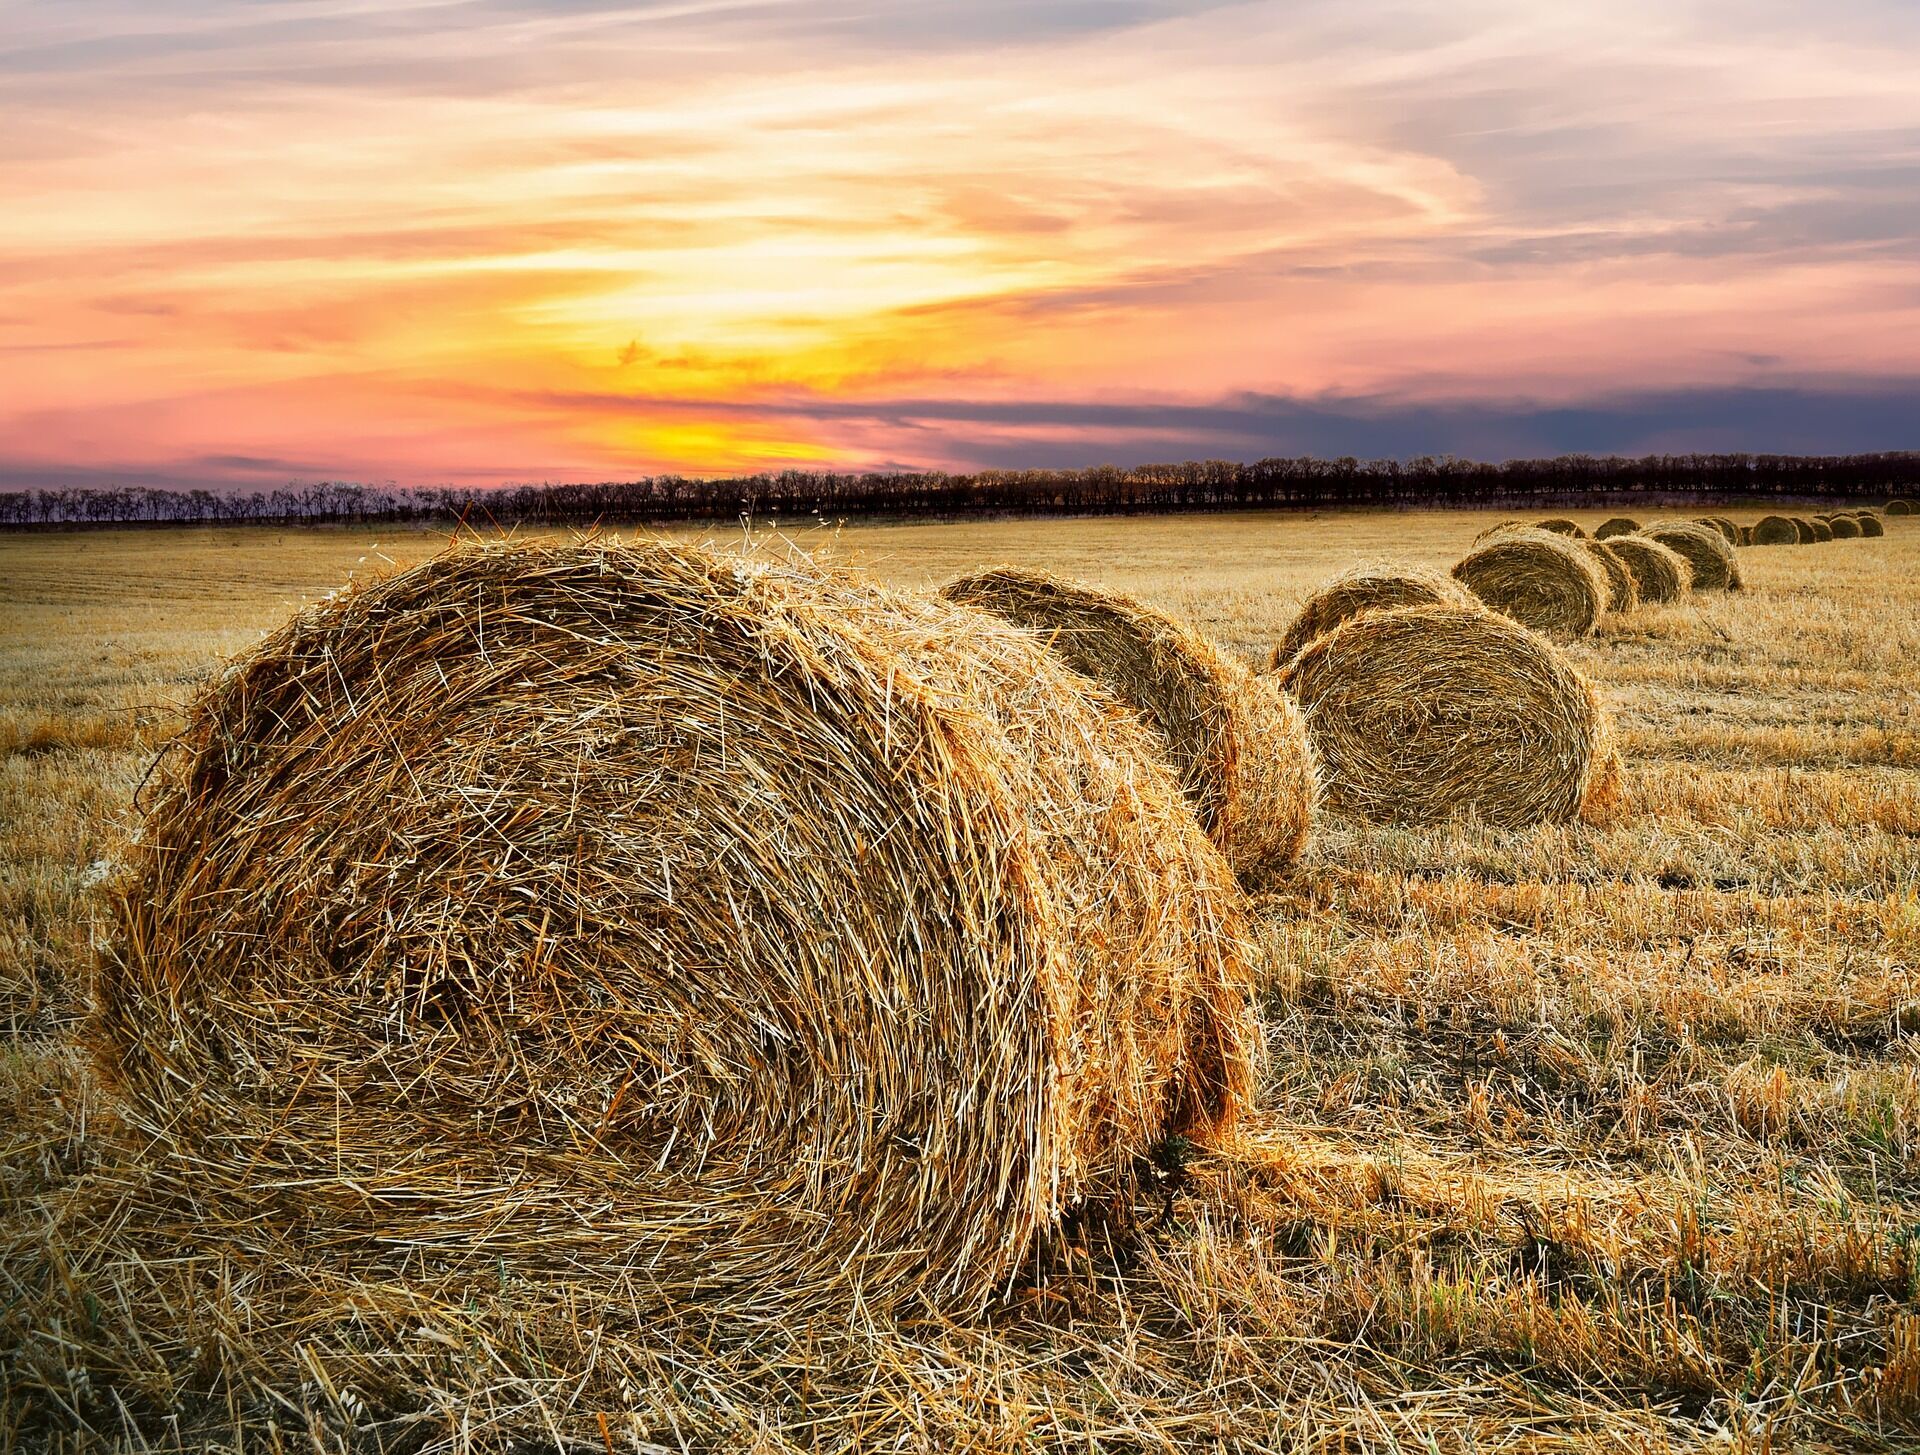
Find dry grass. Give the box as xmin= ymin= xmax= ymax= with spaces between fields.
xmin=3 ymin=508 xmax=1918 ymax=1453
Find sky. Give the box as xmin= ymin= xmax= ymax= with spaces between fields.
xmin=2 ymin=0 xmax=1917 ymax=488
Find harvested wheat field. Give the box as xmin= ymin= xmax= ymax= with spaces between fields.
xmin=3 ymin=507 xmax=1919 ymax=1454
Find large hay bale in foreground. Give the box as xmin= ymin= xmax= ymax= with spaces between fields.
xmin=1752 ymin=514 xmax=1800 ymax=546
xmin=1857 ymin=512 xmax=1887 ymax=537
xmin=1825 ymin=514 xmax=1861 ymax=539
xmin=1806 ymin=516 xmax=1834 ymax=542
xmin=1535 ymin=518 xmax=1588 ymax=538
xmin=1888 ymin=499 xmax=1914 ymax=515
xmin=1451 ymin=527 xmax=1609 ymax=636
xmin=1273 ymin=603 xmax=1615 ymax=827
xmin=98 ymin=541 xmax=1260 ymax=1318
xmin=1581 ymin=539 xmax=1639 ymax=614
xmin=1269 ymin=562 xmax=1475 ymax=668
xmin=944 ymin=567 xmax=1314 ymax=880
xmin=1642 ymin=521 xmax=1742 ymax=590
xmin=1605 ymin=536 xmax=1688 ymax=602
xmin=1594 ymin=516 xmax=1640 ymax=540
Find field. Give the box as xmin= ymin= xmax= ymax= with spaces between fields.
xmin=3 ymin=509 xmax=1918 ymax=1452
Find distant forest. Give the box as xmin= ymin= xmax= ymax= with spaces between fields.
xmin=5 ymin=451 xmax=1916 ymax=529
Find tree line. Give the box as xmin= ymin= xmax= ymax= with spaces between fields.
xmin=3 ymin=451 xmax=1914 ymax=529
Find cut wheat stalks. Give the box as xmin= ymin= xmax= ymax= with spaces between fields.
xmin=1752 ymin=515 xmax=1799 ymax=546
xmin=1602 ymin=536 xmax=1688 ymax=603
xmin=1640 ymin=521 xmax=1742 ymax=590
xmin=1581 ymin=539 xmax=1639 ymax=615
xmin=1451 ymin=527 xmax=1609 ymax=637
xmin=1269 ymin=562 xmax=1476 ymax=669
xmin=943 ymin=566 xmax=1315 ymax=880
xmin=1273 ymin=602 xmax=1617 ymax=827
xmin=96 ymin=539 xmax=1261 ymax=1324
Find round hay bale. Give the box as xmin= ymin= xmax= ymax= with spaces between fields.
xmin=1582 ymin=538 xmax=1639 ymax=614
xmin=1473 ymin=518 xmax=1524 ymax=542
xmin=1594 ymin=516 xmax=1641 ymax=539
xmin=1857 ymin=512 xmax=1886 ymax=537
xmin=1752 ymin=514 xmax=1800 ymax=546
xmin=1692 ymin=517 xmax=1738 ymax=545
xmin=944 ymin=567 xmax=1315 ymax=881
xmin=1273 ymin=602 xmax=1615 ymax=827
xmin=1806 ymin=516 xmax=1834 ymax=543
xmin=1888 ymin=499 xmax=1913 ymax=515
xmin=1641 ymin=521 xmax=1742 ymax=590
xmin=1535 ymin=518 xmax=1588 ymax=538
xmin=1605 ymin=535 xmax=1688 ymax=603
xmin=1737 ymin=524 xmax=1754 ymax=546
xmin=1790 ymin=516 xmax=1817 ymax=543
xmin=1269 ymin=562 xmax=1476 ymax=668
xmin=1826 ymin=514 xmax=1861 ymax=539
xmin=97 ymin=540 xmax=1260 ymax=1318
xmin=1451 ymin=527 xmax=1609 ymax=637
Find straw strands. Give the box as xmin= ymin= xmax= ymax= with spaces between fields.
xmin=1451 ymin=527 xmax=1609 ymax=637
xmin=96 ymin=539 xmax=1261 ymax=1321
xmin=943 ymin=566 xmax=1315 ymax=880
xmin=1594 ymin=517 xmax=1640 ymax=539
xmin=1642 ymin=522 xmax=1742 ymax=591
xmin=1603 ymin=536 xmax=1688 ymax=602
xmin=1273 ymin=602 xmax=1615 ymax=827
xmin=1269 ymin=563 xmax=1475 ymax=669
xmin=1582 ymin=539 xmax=1639 ymax=614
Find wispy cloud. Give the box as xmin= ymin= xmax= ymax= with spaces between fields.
xmin=2 ymin=1 xmax=1916 ymax=484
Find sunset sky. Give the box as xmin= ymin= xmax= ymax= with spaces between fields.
xmin=3 ymin=1 xmax=1917 ymax=487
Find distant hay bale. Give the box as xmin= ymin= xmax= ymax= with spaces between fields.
xmin=1806 ymin=517 xmax=1834 ymax=543
xmin=1889 ymin=499 xmax=1914 ymax=515
xmin=1825 ymin=514 xmax=1861 ymax=539
xmin=945 ymin=566 xmax=1315 ymax=880
xmin=1790 ymin=516 xmax=1817 ymax=543
xmin=97 ymin=540 xmax=1260 ymax=1319
xmin=1273 ymin=602 xmax=1615 ymax=827
xmin=1605 ymin=536 xmax=1688 ymax=603
xmin=1474 ymin=518 xmax=1524 ymax=542
xmin=1642 ymin=521 xmax=1742 ymax=591
xmin=1696 ymin=517 xmax=1739 ymax=545
xmin=1752 ymin=515 xmax=1800 ymax=546
xmin=1535 ymin=518 xmax=1588 ymax=538
xmin=1857 ymin=512 xmax=1887 ymax=537
xmin=1451 ymin=527 xmax=1609 ymax=637
xmin=1269 ymin=562 xmax=1476 ymax=668
xmin=1582 ymin=539 xmax=1639 ymax=614
xmin=1594 ymin=516 xmax=1641 ymax=539
xmin=1738 ymin=524 xmax=1753 ymax=546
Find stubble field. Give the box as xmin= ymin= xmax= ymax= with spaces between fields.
xmin=3 ymin=509 xmax=1918 ymax=1452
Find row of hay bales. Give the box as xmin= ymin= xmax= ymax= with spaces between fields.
xmin=99 ymin=534 xmax=1635 ymax=1332
xmin=1747 ymin=509 xmax=1887 ymax=544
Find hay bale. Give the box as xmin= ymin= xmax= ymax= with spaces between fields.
xmin=1594 ymin=516 xmax=1641 ymax=539
xmin=1451 ymin=527 xmax=1609 ymax=637
xmin=1535 ymin=518 xmax=1588 ymax=538
xmin=1790 ymin=516 xmax=1817 ymax=543
xmin=1857 ymin=512 xmax=1887 ymax=537
xmin=1582 ymin=538 xmax=1639 ymax=614
xmin=1888 ymin=499 xmax=1914 ymax=515
xmin=1826 ymin=514 xmax=1861 ymax=539
xmin=1269 ymin=562 xmax=1476 ymax=668
xmin=1698 ymin=517 xmax=1739 ymax=545
xmin=944 ymin=567 xmax=1315 ymax=881
xmin=1752 ymin=514 xmax=1800 ymax=546
xmin=1473 ymin=518 xmax=1524 ymax=542
xmin=1273 ymin=602 xmax=1615 ymax=827
xmin=1806 ymin=516 xmax=1834 ymax=542
xmin=1604 ymin=535 xmax=1688 ymax=602
xmin=1737 ymin=524 xmax=1753 ymax=546
xmin=97 ymin=540 xmax=1260 ymax=1318
xmin=1641 ymin=521 xmax=1742 ymax=590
